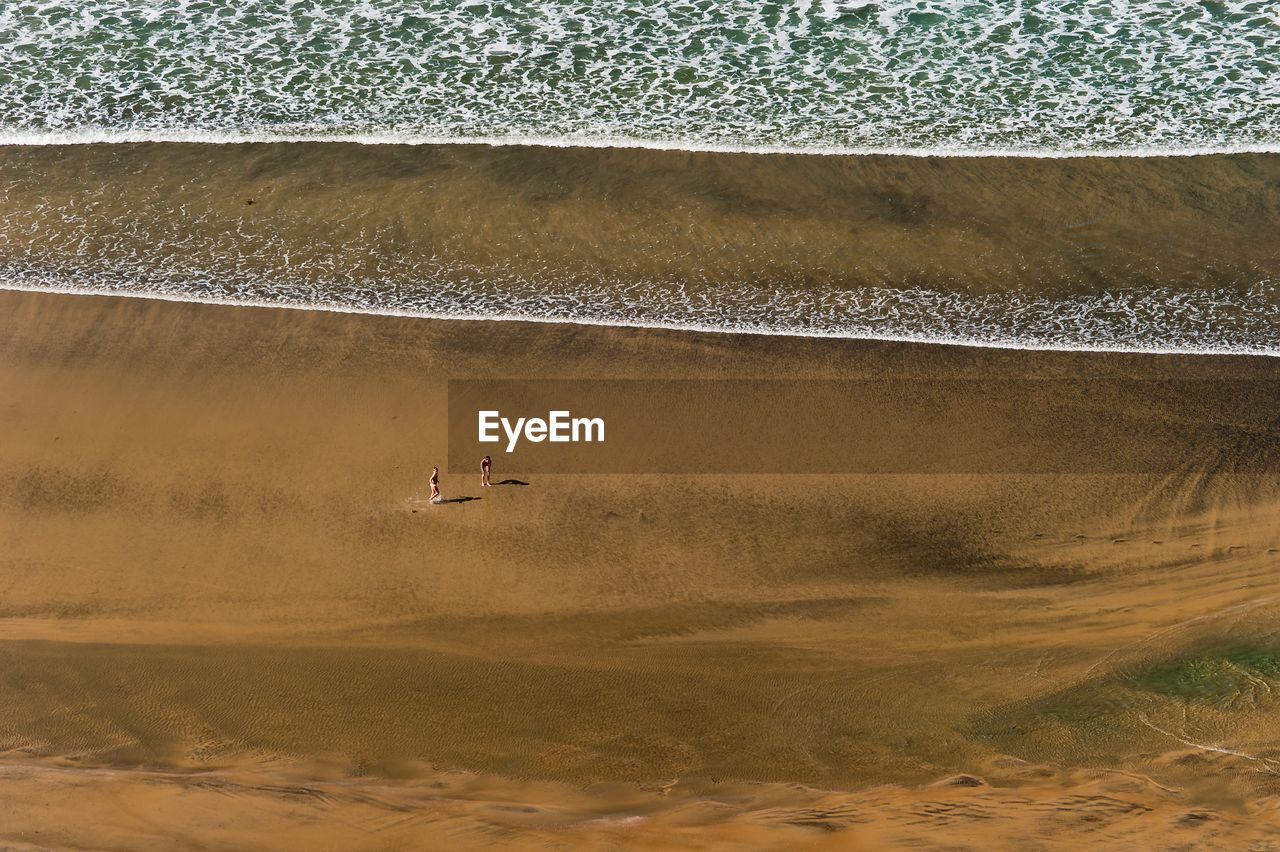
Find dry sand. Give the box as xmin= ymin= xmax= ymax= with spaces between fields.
xmin=4 ymin=289 xmax=1280 ymax=849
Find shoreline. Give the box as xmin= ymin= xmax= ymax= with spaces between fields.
xmin=5 ymin=284 xmax=1278 ymax=360
xmin=2 ymin=128 xmax=1279 ymax=159
xmin=6 ymin=142 xmax=1276 ymax=358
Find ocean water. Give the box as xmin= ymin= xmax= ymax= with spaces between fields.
xmin=1 ymin=0 xmax=1277 ymax=152
xmin=0 ymin=4 xmax=1278 ymax=352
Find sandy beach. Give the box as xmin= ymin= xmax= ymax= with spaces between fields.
xmin=3 ymin=288 xmax=1280 ymax=848
xmin=4 ymin=0 xmax=1279 ymax=845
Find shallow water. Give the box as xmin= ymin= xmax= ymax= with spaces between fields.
xmin=2 ymin=144 xmax=1278 ymax=353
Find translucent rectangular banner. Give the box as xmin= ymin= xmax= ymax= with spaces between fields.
xmin=447 ymin=378 xmax=1280 ymax=474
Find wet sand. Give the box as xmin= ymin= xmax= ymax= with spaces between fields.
xmin=3 ymin=143 xmax=1278 ymax=301
xmin=4 ymin=289 xmax=1280 ymax=848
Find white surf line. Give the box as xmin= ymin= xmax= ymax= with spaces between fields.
xmin=0 ymin=127 xmax=1277 ymax=159
xmin=1137 ymin=714 xmax=1280 ymax=776
xmin=3 ymin=280 xmax=1279 ymax=359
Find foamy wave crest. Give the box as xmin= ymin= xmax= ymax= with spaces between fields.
xmin=1 ymin=0 xmax=1277 ymax=152
xmin=3 ymin=127 xmax=1280 ymax=159
xmin=3 ymin=262 xmax=1277 ymax=355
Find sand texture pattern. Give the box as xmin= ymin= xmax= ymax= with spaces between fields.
xmin=3 ymin=290 xmax=1280 ymax=848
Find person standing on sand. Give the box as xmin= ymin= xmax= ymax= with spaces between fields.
xmin=429 ymin=466 xmax=441 ymax=503
xmin=481 ymin=455 xmax=492 ymax=487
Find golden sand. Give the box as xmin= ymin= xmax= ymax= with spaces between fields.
xmin=3 ymin=290 xmax=1280 ymax=848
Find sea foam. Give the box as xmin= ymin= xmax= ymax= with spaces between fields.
xmin=0 ymin=0 xmax=1276 ymax=153
xmin=3 ymin=267 xmax=1277 ymax=356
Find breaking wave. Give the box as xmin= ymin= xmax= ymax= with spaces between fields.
xmin=1 ymin=0 xmax=1277 ymax=153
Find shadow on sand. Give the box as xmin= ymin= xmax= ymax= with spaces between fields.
xmin=496 ymin=480 xmax=530 ymax=486
xmin=410 ymin=496 xmax=482 ymax=511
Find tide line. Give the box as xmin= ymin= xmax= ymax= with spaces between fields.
xmin=1 ymin=280 xmax=1275 ymax=359
xmin=0 ymin=127 xmax=1277 ymax=159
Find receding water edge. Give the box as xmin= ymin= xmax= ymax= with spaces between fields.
xmin=6 ymin=282 xmax=1278 ymax=359
xmin=3 ymin=128 xmax=1280 ymax=159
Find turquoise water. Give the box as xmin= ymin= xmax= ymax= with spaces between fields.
xmin=1 ymin=0 xmax=1278 ymax=151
